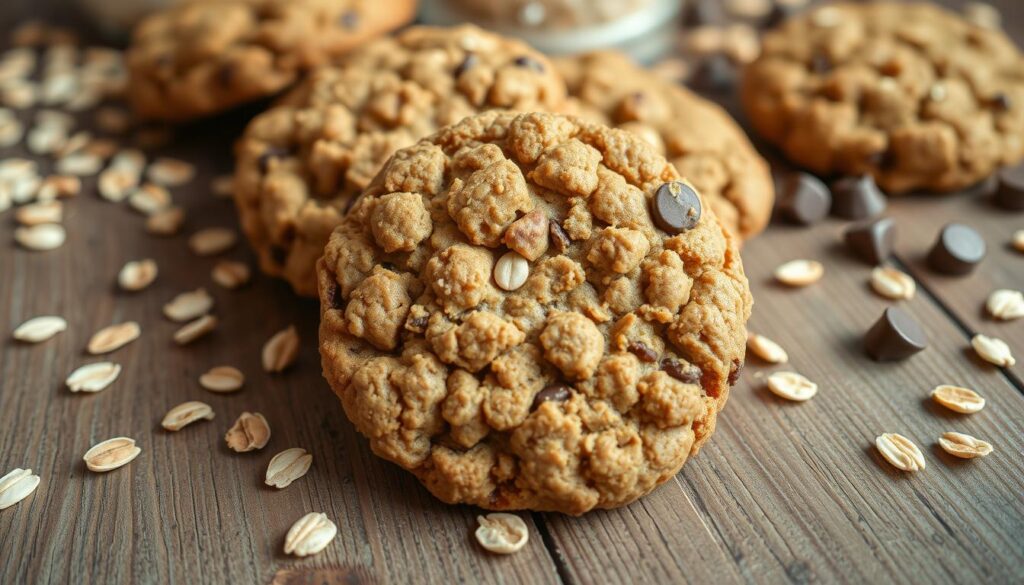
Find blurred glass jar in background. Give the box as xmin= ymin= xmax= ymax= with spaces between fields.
xmin=77 ymin=0 xmax=172 ymax=37
xmin=421 ymin=0 xmax=684 ymax=62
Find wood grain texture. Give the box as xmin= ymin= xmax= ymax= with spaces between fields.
xmin=2 ymin=1 xmax=1024 ymax=584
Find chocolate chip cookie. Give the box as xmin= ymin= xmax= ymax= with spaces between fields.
xmin=743 ymin=2 xmax=1024 ymax=194
xmin=233 ymin=25 xmax=567 ymax=297
xmin=127 ymin=0 xmax=417 ymax=121
xmin=317 ymin=111 xmax=752 ymax=514
xmin=558 ymin=51 xmax=775 ymax=240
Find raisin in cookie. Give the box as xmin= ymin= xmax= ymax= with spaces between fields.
xmin=233 ymin=25 xmax=567 ymax=297
xmin=558 ymin=51 xmax=774 ymax=240
xmin=743 ymin=2 xmax=1024 ymax=194
xmin=317 ymin=111 xmax=752 ymax=514
xmin=127 ymin=0 xmax=416 ymax=121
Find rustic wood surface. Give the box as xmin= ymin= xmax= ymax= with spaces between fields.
xmin=2 ymin=1 xmax=1023 ymax=584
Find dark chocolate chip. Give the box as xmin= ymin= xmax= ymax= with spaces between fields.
xmin=549 ymin=220 xmax=570 ymax=254
xmin=691 ymin=54 xmax=736 ymax=91
xmin=407 ymin=314 xmax=428 ymax=331
xmin=810 ymin=53 xmax=831 ymax=74
xmin=532 ymin=385 xmax=571 ymax=411
xmin=455 ymin=53 xmax=477 ymax=77
xmin=766 ymin=1 xmax=803 ymax=27
xmin=513 ymin=55 xmax=545 ymax=73
xmin=380 ymin=262 xmax=397 ymax=271
xmin=991 ymin=92 xmax=1012 ymax=112
xmin=831 ymin=175 xmax=886 ymax=220
xmin=994 ymin=164 xmax=1024 ymax=211
xmin=727 ymin=361 xmax=743 ymax=385
xmin=927 ymin=223 xmax=986 ymax=275
xmin=338 ymin=10 xmax=359 ymax=29
xmin=844 ymin=217 xmax=896 ymax=265
xmin=661 ymin=358 xmax=701 ymax=385
xmin=778 ymin=173 xmax=831 ymax=225
xmin=627 ymin=341 xmax=658 ymax=363
xmin=325 ymin=280 xmax=342 ymax=310
xmin=652 ymin=181 xmax=702 ymax=234
xmin=864 ymin=307 xmax=928 ymax=361
xmin=259 ymin=146 xmax=290 ymax=173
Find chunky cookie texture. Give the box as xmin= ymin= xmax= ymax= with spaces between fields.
xmin=743 ymin=2 xmax=1024 ymax=194
xmin=234 ymin=25 xmax=567 ymax=296
xmin=558 ymin=51 xmax=775 ymax=240
xmin=127 ymin=0 xmax=416 ymax=121
xmin=317 ymin=111 xmax=752 ymax=514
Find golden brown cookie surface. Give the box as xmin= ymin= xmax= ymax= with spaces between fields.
xmin=318 ymin=111 xmax=752 ymax=514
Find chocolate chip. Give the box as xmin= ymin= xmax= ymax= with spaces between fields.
xmin=810 ymin=53 xmax=831 ymax=74
xmin=727 ymin=361 xmax=743 ymax=385
xmin=259 ymin=146 xmax=290 ymax=173
xmin=691 ymin=54 xmax=736 ymax=91
xmin=549 ymin=220 xmax=570 ymax=254
xmin=338 ymin=10 xmax=359 ymax=29
xmin=513 ymin=55 xmax=545 ymax=73
xmin=927 ymin=223 xmax=986 ymax=275
xmin=532 ymin=385 xmax=571 ymax=411
xmin=407 ymin=314 xmax=428 ymax=332
xmin=991 ymin=92 xmax=1012 ymax=112
xmin=652 ymin=181 xmax=702 ymax=234
xmin=844 ymin=217 xmax=895 ymax=265
xmin=661 ymin=358 xmax=700 ymax=384
xmin=831 ymin=175 xmax=886 ymax=220
xmin=455 ymin=53 xmax=477 ymax=77
xmin=994 ymin=164 xmax=1024 ymax=211
xmin=269 ymin=244 xmax=288 ymax=266
xmin=766 ymin=1 xmax=803 ymax=27
xmin=627 ymin=341 xmax=658 ymax=363
xmin=325 ymin=280 xmax=342 ymax=310
xmin=864 ymin=307 xmax=928 ymax=361
xmin=778 ymin=173 xmax=831 ymax=225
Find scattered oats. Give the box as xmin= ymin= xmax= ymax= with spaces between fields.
xmin=36 ymin=110 xmax=74 ymax=132
xmin=0 ymin=188 xmax=9 ymax=213
xmin=0 ymin=114 xmax=23 ymax=147
xmin=262 ymin=326 xmax=300 ymax=373
xmin=173 ymin=314 xmax=218 ymax=345
xmin=66 ymin=362 xmax=121 ymax=393
xmin=766 ymin=371 xmax=817 ymax=401
xmin=931 ymin=384 xmax=985 ymax=414
xmin=128 ymin=183 xmax=171 ymax=215
xmin=14 ymin=201 xmax=61 ymax=226
xmin=189 ymin=227 xmax=237 ymax=256
xmin=37 ymin=175 xmax=80 ymax=200
xmin=475 ymin=513 xmax=529 ymax=555
xmin=284 ymin=512 xmax=337 ymax=557
xmin=211 ymin=260 xmax=251 ymax=289
xmin=56 ymin=152 xmax=102 ymax=176
xmin=971 ymin=334 xmax=1015 ymax=367
xmin=938 ymin=431 xmax=993 ymax=459
xmin=98 ymin=168 xmax=138 ymax=202
xmin=64 ymin=88 xmax=101 ymax=112
xmin=723 ymin=24 xmax=761 ymax=64
xmin=210 ymin=174 xmax=234 ymax=198
xmin=146 ymin=157 xmax=195 ymax=187
xmin=494 ymin=251 xmax=529 ymax=291
xmin=870 ymin=266 xmax=915 ymax=300
xmin=265 ymin=448 xmax=313 ymax=488
xmin=13 ymin=315 xmax=67 ymax=343
xmin=27 ymin=123 xmax=67 ymax=155
xmin=40 ymin=72 xmax=76 ymax=105
xmin=163 ymin=288 xmax=213 ymax=322
xmin=161 ymin=401 xmax=215 ymax=431
xmin=225 ymin=412 xmax=270 ymax=452
xmin=56 ymin=131 xmax=92 ymax=158
xmin=117 ymin=259 xmax=158 ymax=291
xmin=1013 ymin=230 xmax=1024 ymax=253
xmin=0 ymin=468 xmax=41 ymax=510
xmin=986 ymin=289 xmax=1024 ymax=321
xmin=725 ymin=0 xmax=772 ymax=19
xmin=964 ymin=2 xmax=1001 ymax=29
xmin=686 ymin=26 xmax=724 ymax=55
xmin=146 ymin=206 xmax=185 ymax=236
xmin=94 ymin=106 xmax=131 ymax=134
xmin=83 ymin=437 xmax=141 ymax=472
xmin=0 ymin=49 xmax=35 ymax=80
xmin=110 ymin=148 xmax=146 ymax=173
xmin=200 ymin=366 xmax=245 ymax=393
xmin=0 ymin=158 xmax=35 ymax=180
xmin=875 ymin=433 xmax=926 ymax=471
xmin=650 ymin=58 xmax=690 ymax=84
xmin=747 ymin=333 xmax=789 ymax=364
xmin=811 ymin=5 xmax=842 ymax=27
xmin=2 ymin=79 xmax=38 ymax=109
xmin=15 ymin=223 xmax=65 ymax=251
xmin=774 ymin=259 xmax=824 ymax=287
xmin=8 ymin=172 xmax=41 ymax=203
xmin=86 ymin=321 xmax=140 ymax=354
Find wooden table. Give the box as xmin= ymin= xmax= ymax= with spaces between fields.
xmin=2 ymin=2 xmax=1022 ymax=584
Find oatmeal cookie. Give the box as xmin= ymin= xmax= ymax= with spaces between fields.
xmin=233 ymin=25 xmax=567 ymax=297
xmin=317 ymin=111 xmax=752 ymax=514
xmin=126 ymin=0 xmax=417 ymax=121
xmin=558 ymin=51 xmax=774 ymax=240
xmin=743 ymin=2 xmax=1024 ymax=194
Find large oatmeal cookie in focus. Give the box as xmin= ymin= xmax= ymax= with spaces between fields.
xmin=234 ymin=25 xmax=567 ymax=296
xmin=317 ymin=111 xmax=752 ymax=514
xmin=126 ymin=0 xmax=417 ymax=121
xmin=743 ymin=2 xmax=1024 ymax=194
xmin=558 ymin=51 xmax=775 ymax=240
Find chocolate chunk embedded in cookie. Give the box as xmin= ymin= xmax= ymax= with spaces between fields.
xmin=317 ymin=111 xmax=752 ymax=514
xmin=233 ymin=25 xmax=568 ymax=297
xmin=127 ymin=0 xmax=417 ymax=121
xmin=556 ymin=50 xmax=775 ymax=240
xmin=743 ymin=2 xmax=1024 ymax=194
